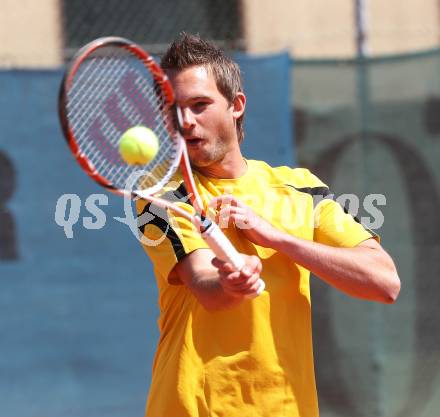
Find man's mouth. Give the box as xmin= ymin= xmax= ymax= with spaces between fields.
xmin=185 ymin=137 xmax=205 ymax=147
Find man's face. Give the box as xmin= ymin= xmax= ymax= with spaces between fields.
xmin=168 ymin=66 xmax=239 ymax=169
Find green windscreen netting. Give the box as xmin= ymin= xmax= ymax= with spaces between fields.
xmin=293 ymin=50 xmax=440 ymax=417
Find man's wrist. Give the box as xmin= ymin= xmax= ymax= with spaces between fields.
xmin=271 ymin=231 xmax=296 ymax=255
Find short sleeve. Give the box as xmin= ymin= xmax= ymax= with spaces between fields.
xmin=279 ymin=168 xmax=378 ymax=247
xmin=136 ymin=198 xmax=208 ymax=284
xmin=314 ymin=199 xmax=378 ymax=247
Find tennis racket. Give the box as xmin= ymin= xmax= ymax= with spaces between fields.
xmin=58 ymin=36 xmax=265 ymax=297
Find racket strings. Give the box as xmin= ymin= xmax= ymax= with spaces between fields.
xmin=66 ymin=45 xmax=179 ymax=193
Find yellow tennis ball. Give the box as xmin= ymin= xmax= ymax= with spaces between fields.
xmin=118 ymin=126 xmax=159 ymax=165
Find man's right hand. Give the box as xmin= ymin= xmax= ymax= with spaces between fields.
xmin=171 ymin=249 xmax=263 ymax=310
xmin=212 ymin=254 xmax=263 ymax=298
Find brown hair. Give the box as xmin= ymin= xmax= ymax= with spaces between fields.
xmin=161 ymin=33 xmax=245 ymax=143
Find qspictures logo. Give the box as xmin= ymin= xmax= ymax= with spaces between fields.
xmin=54 ymin=170 xmax=387 ymax=245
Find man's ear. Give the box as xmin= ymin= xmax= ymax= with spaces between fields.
xmin=232 ymin=92 xmax=246 ymax=121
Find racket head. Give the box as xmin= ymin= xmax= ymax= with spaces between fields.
xmin=58 ymin=36 xmax=183 ymax=197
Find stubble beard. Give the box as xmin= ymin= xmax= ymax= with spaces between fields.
xmin=189 ymin=137 xmax=230 ymax=169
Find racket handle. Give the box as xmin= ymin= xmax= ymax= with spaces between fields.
xmin=200 ymin=220 xmax=265 ymax=298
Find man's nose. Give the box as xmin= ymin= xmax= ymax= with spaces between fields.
xmin=180 ymin=107 xmax=195 ymax=130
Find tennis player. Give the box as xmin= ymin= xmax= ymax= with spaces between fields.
xmin=137 ymin=33 xmax=400 ymax=417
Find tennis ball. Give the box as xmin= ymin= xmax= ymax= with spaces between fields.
xmin=118 ymin=126 xmax=159 ymax=165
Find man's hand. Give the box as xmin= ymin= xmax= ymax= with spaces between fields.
xmin=171 ymin=249 xmax=263 ymax=310
xmin=212 ymin=254 xmax=263 ymax=298
xmin=210 ymin=195 xmax=283 ymax=248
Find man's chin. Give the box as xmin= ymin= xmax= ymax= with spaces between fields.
xmin=188 ymin=150 xmax=212 ymax=168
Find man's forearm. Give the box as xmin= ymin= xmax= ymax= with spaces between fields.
xmin=272 ymin=234 xmax=400 ymax=303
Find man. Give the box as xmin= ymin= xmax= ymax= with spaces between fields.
xmin=137 ymin=33 xmax=400 ymax=417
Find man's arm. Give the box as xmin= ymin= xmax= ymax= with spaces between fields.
xmin=169 ymin=248 xmax=263 ymax=311
xmin=211 ymin=195 xmax=401 ymax=304
xmin=271 ymin=235 xmax=400 ymax=303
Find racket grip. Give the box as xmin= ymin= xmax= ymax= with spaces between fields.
xmin=200 ymin=220 xmax=265 ymax=298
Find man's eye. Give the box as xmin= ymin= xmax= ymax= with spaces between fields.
xmin=193 ymin=102 xmax=208 ymax=111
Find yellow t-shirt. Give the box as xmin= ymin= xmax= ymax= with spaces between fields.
xmin=137 ymin=160 xmax=375 ymax=417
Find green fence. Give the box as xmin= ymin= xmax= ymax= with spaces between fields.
xmin=294 ymin=49 xmax=440 ymax=417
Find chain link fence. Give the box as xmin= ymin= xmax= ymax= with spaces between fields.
xmin=62 ymin=0 xmax=243 ymax=59
xmin=294 ymin=50 xmax=440 ymax=417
